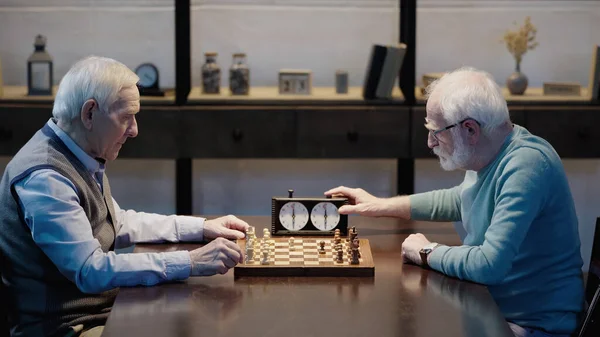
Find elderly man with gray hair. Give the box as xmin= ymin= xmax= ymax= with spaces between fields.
xmin=326 ymin=67 xmax=584 ymax=337
xmin=0 ymin=56 xmax=247 ymax=337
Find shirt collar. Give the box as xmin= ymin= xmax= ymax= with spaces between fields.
xmin=47 ymin=118 xmax=105 ymax=175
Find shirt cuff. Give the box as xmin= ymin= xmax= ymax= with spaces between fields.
xmin=176 ymin=216 xmax=205 ymax=242
xmin=427 ymin=244 xmax=450 ymax=272
xmin=163 ymin=251 xmax=192 ymax=281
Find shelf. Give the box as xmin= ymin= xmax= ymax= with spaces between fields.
xmin=186 ymin=86 xmax=405 ymax=106
xmin=415 ymin=86 xmax=594 ymax=105
xmin=0 ymin=86 xmax=176 ymax=105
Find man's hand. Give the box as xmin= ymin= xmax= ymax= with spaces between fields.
xmin=324 ymin=186 xmax=390 ymax=217
xmin=189 ymin=237 xmax=243 ymax=276
xmin=204 ymin=215 xmax=249 ymax=240
xmin=401 ymin=233 xmax=432 ymax=266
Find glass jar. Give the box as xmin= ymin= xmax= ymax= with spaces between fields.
xmin=229 ymin=53 xmax=250 ymax=95
xmin=201 ymin=52 xmax=220 ymax=94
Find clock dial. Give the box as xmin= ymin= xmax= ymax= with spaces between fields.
xmin=279 ymin=202 xmax=309 ymax=231
xmin=135 ymin=64 xmax=158 ymax=88
xmin=310 ymin=202 xmax=340 ymax=231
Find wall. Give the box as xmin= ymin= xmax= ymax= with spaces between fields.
xmin=1 ymin=0 xmax=599 ymax=273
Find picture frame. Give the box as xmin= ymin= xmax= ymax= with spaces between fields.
xmin=278 ymin=69 xmax=312 ymax=95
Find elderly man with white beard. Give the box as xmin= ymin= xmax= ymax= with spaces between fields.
xmin=325 ymin=67 xmax=585 ymax=337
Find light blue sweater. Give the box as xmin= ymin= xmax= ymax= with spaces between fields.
xmin=410 ymin=125 xmax=584 ymax=334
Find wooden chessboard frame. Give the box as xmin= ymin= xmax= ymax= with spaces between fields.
xmin=234 ymin=237 xmax=375 ymax=277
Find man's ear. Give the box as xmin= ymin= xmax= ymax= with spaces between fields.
xmin=80 ymin=99 xmax=98 ymax=130
xmin=464 ymin=119 xmax=480 ymax=145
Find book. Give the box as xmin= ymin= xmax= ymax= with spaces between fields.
xmin=362 ymin=43 xmax=407 ymax=100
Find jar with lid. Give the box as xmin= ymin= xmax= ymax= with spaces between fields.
xmin=229 ymin=53 xmax=249 ymax=95
xmin=201 ymin=52 xmax=220 ymax=94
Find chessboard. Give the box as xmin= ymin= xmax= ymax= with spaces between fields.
xmin=233 ymin=237 xmax=375 ymax=277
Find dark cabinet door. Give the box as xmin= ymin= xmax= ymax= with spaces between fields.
xmin=180 ymin=108 xmax=296 ymax=158
xmin=411 ymin=107 xmax=431 ymax=158
xmin=296 ymin=107 xmax=410 ymax=158
xmin=526 ymin=107 xmax=600 ymax=158
xmin=0 ymin=106 xmax=52 ymax=156
xmin=118 ymin=107 xmax=181 ymax=158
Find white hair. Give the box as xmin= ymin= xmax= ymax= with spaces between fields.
xmin=425 ymin=66 xmax=510 ymax=137
xmin=52 ymin=56 xmax=139 ymax=122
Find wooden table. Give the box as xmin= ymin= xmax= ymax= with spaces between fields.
xmin=102 ymin=216 xmax=514 ymax=337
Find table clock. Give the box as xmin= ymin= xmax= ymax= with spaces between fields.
xmin=271 ymin=190 xmax=349 ymax=236
xmin=135 ymin=63 xmax=165 ymax=96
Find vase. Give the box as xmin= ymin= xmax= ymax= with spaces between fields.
xmin=506 ymin=63 xmax=528 ymax=95
xmin=229 ymin=53 xmax=249 ymax=95
xmin=201 ymin=52 xmax=220 ymax=94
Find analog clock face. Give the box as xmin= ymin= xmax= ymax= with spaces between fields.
xmin=279 ymin=202 xmax=309 ymax=231
xmin=310 ymin=202 xmax=340 ymax=231
xmin=136 ymin=64 xmax=158 ymax=88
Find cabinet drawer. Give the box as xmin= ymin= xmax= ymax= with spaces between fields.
xmin=118 ymin=108 xmax=180 ymax=158
xmin=526 ymin=108 xmax=600 ymax=158
xmin=0 ymin=106 xmax=52 ymax=156
xmin=411 ymin=107 xmax=432 ymax=158
xmin=181 ymin=109 xmax=296 ymax=158
xmin=297 ymin=108 xmax=409 ymax=158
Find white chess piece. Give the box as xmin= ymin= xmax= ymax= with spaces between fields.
xmin=261 ymin=247 xmax=269 ymax=265
xmin=245 ymin=245 xmax=254 ymax=263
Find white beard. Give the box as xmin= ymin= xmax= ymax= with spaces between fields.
xmin=434 ymin=133 xmax=474 ymax=171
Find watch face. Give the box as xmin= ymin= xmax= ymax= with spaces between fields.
xmin=278 ymin=202 xmax=309 ymax=231
xmin=310 ymin=202 xmax=340 ymax=231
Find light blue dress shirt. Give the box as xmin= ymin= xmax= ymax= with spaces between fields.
xmin=13 ymin=119 xmax=204 ymax=294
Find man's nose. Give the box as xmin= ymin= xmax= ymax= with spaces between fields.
xmin=427 ymin=132 xmax=438 ymax=149
xmin=128 ymin=118 xmax=138 ymax=138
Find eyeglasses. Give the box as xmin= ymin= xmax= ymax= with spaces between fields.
xmin=427 ymin=118 xmax=480 ymax=142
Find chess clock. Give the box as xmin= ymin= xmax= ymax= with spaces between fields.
xmin=135 ymin=63 xmax=165 ymax=96
xmin=272 ymin=190 xmax=349 ymax=236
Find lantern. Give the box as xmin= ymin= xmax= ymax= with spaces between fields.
xmin=27 ymin=35 xmax=53 ymax=96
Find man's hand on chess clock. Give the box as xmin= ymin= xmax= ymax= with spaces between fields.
xmin=203 ymin=214 xmax=250 ymax=240
xmin=189 ymin=238 xmax=243 ymax=276
xmin=324 ymin=186 xmax=403 ymax=217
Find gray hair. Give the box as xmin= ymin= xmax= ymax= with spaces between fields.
xmin=52 ymin=56 xmax=139 ymax=122
xmin=425 ymin=66 xmax=510 ymax=137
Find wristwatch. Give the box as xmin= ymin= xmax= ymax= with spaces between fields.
xmin=419 ymin=242 xmax=440 ymax=268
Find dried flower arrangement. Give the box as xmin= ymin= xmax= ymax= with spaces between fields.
xmin=502 ymin=16 xmax=538 ymax=71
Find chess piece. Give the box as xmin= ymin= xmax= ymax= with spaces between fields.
xmin=350 ymin=226 xmax=358 ymax=242
xmin=336 ymin=248 xmax=344 ymax=263
xmin=318 ymin=240 xmax=326 ymax=254
xmin=352 ymin=238 xmax=361 ymax=258
xmin=261 ymin=249 xmax=269 ymax=265
xmin=334 ymin=229 xmax=340 ymax=236
xmin=334 ymin=235 xmax=341 ymax=245
xmin=246 ymin=245 xmax=254 ymax=263
xmin=350 ymin=247 xmax=360 ymax=265
xmin=289 ymin=237 xmax=295 ymax=251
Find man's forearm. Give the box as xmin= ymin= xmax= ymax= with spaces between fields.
xmin=380 ymin=195 xmax=412 ymax=219
xmin=77 ymin=249 xmax=191 ymax=293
